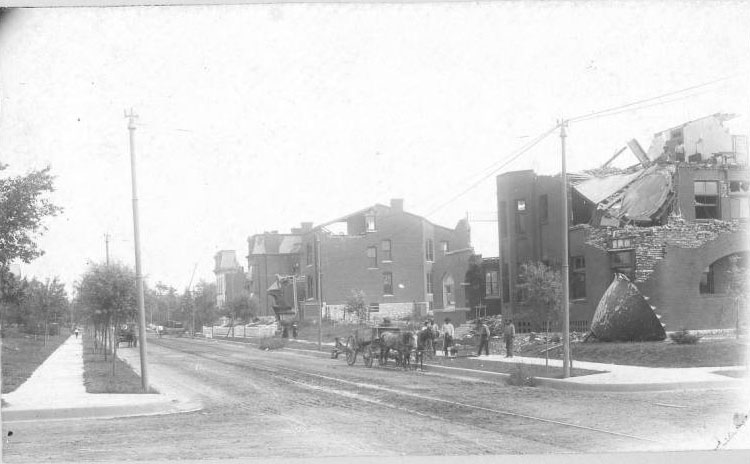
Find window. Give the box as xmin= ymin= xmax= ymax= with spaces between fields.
xmin=383 ymin=272 xmax=393 ymax=295
xmin=485 ymin=271 xmax=499 ymax=296
xmin=515 ymin=199 xmax=527 ymax=235
xmin=699 ymin=265 xmax=714 ymax=294
xmin=382 ymin=240 xmax=392 ymax=261
xmin=307 ymin=275 xmax=315 ymax=299
xmin=426 ymin=272 xmax=433 ymax=294
xmin=440 ymin=241 xmax=449 ymax=253
xmin=366 ymin=246 xmax=377 ymax=268
xmin=570 ymin=256 xmax=586 ymax=299
xmin=365 ymin=210 xmax=376 ymax=232
xmin=500 ymin=201 xmax=508 ymax=238
xmin=695 ymin=181 xmax=720 ymax=219
xmin=425 ymin=238 xmax=434 ymax=261
xmin=306 ymin=243 xmax=313 ymax=265
xmin=539 ymin=194 xmax=548 ymax=224
xmin=501 ymin=263 xmax=510 ymax=303
xmin=730 ymin=181 xmax=749 ymax=193
xmin=610 ymin=250 xmax=635 ymax=280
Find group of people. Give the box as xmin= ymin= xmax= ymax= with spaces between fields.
xmin=419 ymin=316 xmax=516 ymax=358
xmin=476 ymin=318 xmax=515 ymax=357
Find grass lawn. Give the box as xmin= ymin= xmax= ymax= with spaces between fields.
xmin=82 ymin=333 xmax=157 ymax=394
xmin=516 ymin=337 xmax=748 ymax=368
xmin=1 ymin=328 xmax=69 ymax=394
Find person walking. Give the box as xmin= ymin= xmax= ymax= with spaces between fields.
xmin=477 ymin=321 xmax=490 ymax=356
xmin=504 ymin=319 xmax=516 ymax=357
xmin=442 ymin=318 xmax=455 ymax=357
xmin=74 ymin=327 xmax=79 ymax=339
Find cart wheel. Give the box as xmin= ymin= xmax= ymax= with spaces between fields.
xmin=345 ymin=336 xmax=357 ymax=365
xmin=363 ymin=345 xmax=373 ymax=368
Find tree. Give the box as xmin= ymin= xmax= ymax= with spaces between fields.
xmin=344 ymin=289 xmax=368 ymax=323
xmin=464 ymin=255 xmax=484 ymax=311
xmin=192 ymin=280 xmax=218 ymax=331
xmin=516 ymin=261 xmax=562 ymax=332
xmin=22 ymin=277 xmax=68 ymax=344
xmin=76 ymin=262 xmax=137 ymax=365
xmin=0 ymin=165 xmax=62 ymax=321
xmin=224 ymin=291 xmax=258 ymax=325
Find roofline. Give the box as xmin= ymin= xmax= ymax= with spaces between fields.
xmin=312 ymin=202 xmax=459 ymax=233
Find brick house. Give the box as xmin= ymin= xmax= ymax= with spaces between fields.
xmin=497 ymin=114 xmax=749 ymax=332
xmin=298 ymin=199 xmax=473 ymax=322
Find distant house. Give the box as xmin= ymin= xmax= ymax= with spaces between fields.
xmin=213 ymin=250 xmax=248 ymax=309
xmin=246 ymin=228 xmax=306 ymax=317
xmin=298 ymin=199 xmax=473 ymax=322
xmin=497 ymin=114 xmax=748 ymax=332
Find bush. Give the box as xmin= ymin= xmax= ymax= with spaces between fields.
xmin=506 ymin=364 xmax=536 ymax=387
xmin=259 ymin=337 xmax=286 ymax=351
xmin=669 ymin=329 xmax=702 ymax=345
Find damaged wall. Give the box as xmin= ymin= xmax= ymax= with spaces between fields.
xmin=585 ymin=218 xmax=748 ymax=330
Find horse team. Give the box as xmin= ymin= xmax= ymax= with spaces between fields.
xmin=378 ymin=325 xmax=437 ymax=369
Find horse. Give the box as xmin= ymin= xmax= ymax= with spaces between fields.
xmin=415 ymin=327 xmax=434 ymax=370
xmin=379 ymin=331 xmax=417 ymax=368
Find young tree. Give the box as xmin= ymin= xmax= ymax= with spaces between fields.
xmin=516 ymin=261 xmax=562 ymax=332
xmin=76 ymin=262 xmax=137 ymax=366
xmin=344 ymin=289 xmax=368 ymax=323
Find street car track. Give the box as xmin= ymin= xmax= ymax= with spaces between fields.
xmin=152 ymin=338 xmax=661 ymax=448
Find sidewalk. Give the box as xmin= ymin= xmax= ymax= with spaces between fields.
xmin=1 ymin=335 xmax=200 ymax=422
xmin=429 ymin=352 xmax=750 ymax=392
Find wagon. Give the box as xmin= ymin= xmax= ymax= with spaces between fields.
xmin=331 ymin=326 xmax=401 ymax=367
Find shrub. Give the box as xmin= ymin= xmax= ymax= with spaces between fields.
xmin=259 ymin=337 xmax=286 ymax=350
xmin=669 ymin=329 xmax=702 ymax=345
xmin=506 ymin=364 xmax=536 ymax=387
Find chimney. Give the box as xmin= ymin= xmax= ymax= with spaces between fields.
xmin=301 ymin=222 xmax=313 ymax=231
xmin=390 ymin=198 xmax=404 ymax=212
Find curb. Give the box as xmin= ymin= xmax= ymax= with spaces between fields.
xmin=2 ymin=397 xmax=201 ymax=423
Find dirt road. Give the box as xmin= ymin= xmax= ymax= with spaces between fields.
xmin=2 ymin=337 xmax=746 ymax=461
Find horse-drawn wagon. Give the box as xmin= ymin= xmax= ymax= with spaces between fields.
xmin=331 ymin=325 xmax=433 ymax=369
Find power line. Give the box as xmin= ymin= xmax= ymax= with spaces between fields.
xmin=424 ymin=124 xmax=559 ymax=217
xmin=568 ymin=75 xmax=737 ymax=123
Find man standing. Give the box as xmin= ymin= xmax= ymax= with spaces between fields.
xmin=429 ymin=319 xmax=439 ymax=355
xmin=477 ymin=320 xmax=490 ymax=356
xmin=442 ymin=318 xmax=455 ymax=357
xmin=504 ymin=319 xmax=516 ymax=357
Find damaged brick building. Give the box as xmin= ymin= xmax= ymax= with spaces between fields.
xmin=497 ymin=113 xmax=749 ymax=332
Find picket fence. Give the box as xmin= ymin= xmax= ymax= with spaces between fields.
xmin=202 ymin=324 xmax=277 ymax=339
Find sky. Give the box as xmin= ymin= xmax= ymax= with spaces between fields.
xmin=0 ymin=1 xmax=748 ymax=294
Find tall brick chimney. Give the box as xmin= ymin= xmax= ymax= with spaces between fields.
xmin=390 ymin=198 xmax=404 ymax=212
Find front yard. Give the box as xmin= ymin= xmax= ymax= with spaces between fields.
xmin=1 ymin=328 xmax=68 ymax=394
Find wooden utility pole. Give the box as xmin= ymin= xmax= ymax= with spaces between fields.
xmin=126 ymin=109 xmax=150 ymax=391
xmin=559 ymin=119 xmax=571 ymax=378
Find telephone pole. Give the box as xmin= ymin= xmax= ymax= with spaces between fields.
xmin=559 ymin=119 xmax=571 ymax=378
xmin=126 ymin=108 xmax=149 ymax=391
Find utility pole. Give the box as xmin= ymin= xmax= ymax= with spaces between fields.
xmin=316 ymin=233 xmax=323 ymax=351
xmin=126 ymin=108 xmax=149 ymax=391
xmin=104 ymin=233 xmax=110 ymax=266
xmin=559 ymin=119 xmax=571 ymax=378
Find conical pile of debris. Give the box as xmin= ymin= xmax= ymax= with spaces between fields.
xmin=590 ymin=273 xmax=666 ymax=342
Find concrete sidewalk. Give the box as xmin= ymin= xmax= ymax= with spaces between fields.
xmin=429 ymin=351 xmax=750 ymax=391
xmin=1 ymin=335 xmax=200 ymax=422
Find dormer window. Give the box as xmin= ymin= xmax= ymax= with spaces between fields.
xmin=365 ymin=210 xmax=376 ymax=232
